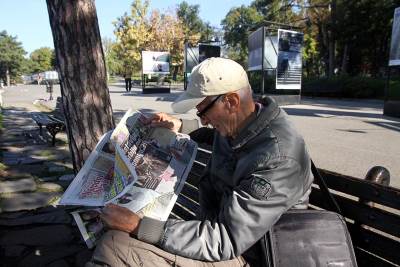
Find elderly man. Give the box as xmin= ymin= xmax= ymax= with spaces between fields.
xmin=87 ymin=58 xmax=313 ymax=267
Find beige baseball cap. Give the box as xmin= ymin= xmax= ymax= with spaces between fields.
xmin=172 ymin=57 xmax=250 ymax=113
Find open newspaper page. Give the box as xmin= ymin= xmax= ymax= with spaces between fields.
xmin=59 ymin=131 xmax=124 ymax=206
xmin=110 ymin=109 xmax=197 ymax=220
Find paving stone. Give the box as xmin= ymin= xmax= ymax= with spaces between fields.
xmin=2 ymin=158 xmax=19 ymax=165
xmin=52 ymin=180 xmax=71 ymax=190
xmin=16 ymin=164 xmax=49 ymax=176
xmin=0 ymin=192 xmax=62 ymax=212
xmin=48 ymin=166 xmax=66 ymax=173
xmin=0 ymin=167 xmax=34 ymax=179
xmin=37 ymin=182 xmax=63 ymax=192
xmin=0 ymin=141 xmax=28 ymax=147
xmin=0 ymin=178 xmax=37 ymax=194
xmin=19 ymin=157 xmax=46 ymax=165
xmin=3 ymin=152 xmax=19 ymax=159
xmin=38 ymin=176 xmax=59 ymax=182
xmin=1 ymin=146 xmax=24 ymax=153
xmin=58 ymin=174 xmax=75 ymax=181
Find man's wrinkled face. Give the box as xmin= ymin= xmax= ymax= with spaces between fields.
xmin=196 ymin=95 xmax=231 ymax=137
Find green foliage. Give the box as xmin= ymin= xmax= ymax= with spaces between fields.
xmin=251 ymin=0 xmax=298 ymax=23
xmin=302 ymin=76 xmax=390 ymax=99
xmin=177 ymin=1 xmax=205 ymax=40
xmin=29 ymin=47 xmax=55 ymax=73
xmin=0 ymin=30 xmax=26 ymax=84
xmin=113 ymin=0 xmax=151 ymax=71
xmin=221 ymin=5 xmax=262 ymax=67
xmin=248 ymin=71 xmax=276 ymax=94
xmin=334 ymin=0 xmax=397 ymax=76
xmin=388 ymin=80 xmax=400 ymax=100
xmin=102 ymin=37 xmax=123 ymax=76
xmin=222 ymin=0 xmax=397 ymax=78
xmin=113 ymin=0 xmax=189 ymax=76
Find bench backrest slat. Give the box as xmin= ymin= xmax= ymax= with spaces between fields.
xmin=320 ymin=169 xmax=400 ymax=210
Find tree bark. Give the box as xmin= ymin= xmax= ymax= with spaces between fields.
xmin=46 ymin=0 xmax=115 ymax=172
xmin=328 ymin=0 xmax=336 ymax=77
xmin=341 ymin=43 xmax=348 ymax=75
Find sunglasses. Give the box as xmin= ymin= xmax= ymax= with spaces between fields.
xmin=196 ymin=94 xmax=224 ymax=119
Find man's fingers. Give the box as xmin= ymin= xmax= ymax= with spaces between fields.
xmin=151 ymin=121 xmax=173 ymax=128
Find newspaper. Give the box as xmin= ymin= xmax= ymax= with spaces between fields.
xmin=59 ymin=109 xmax=197 ymax=248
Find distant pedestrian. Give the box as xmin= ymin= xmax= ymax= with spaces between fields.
xmin=124 ymin=68 xmax=132 ymax=92
xmin=37 ymin=74 xmax=43 ymax=85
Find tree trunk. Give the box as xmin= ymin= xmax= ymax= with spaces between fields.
xmin=46 ymin=0 xmax=115 ymax=172
xmin=328 ymin=0 xmax=337 ymax=77
xmin=341 ymin=43 xmax=348 ymax=75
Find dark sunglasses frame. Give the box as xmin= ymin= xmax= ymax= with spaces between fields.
xmin=196 ymin=94 xmax=224 ymax=119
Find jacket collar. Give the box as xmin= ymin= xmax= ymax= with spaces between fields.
xmin=229 ymin=96 xmax=280 ymax=150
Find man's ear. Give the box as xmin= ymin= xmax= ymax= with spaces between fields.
xmin=225 ymin=93 xmax=240 ymax=113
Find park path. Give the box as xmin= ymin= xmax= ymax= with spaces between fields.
xmin=0 ymin=92 xmax=73 ymax=212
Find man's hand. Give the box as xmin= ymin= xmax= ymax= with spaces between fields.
xmin=143 ymin=113 xmax=182 ymax=132
xmin=100 ymin=203 xmax=141 ymax=236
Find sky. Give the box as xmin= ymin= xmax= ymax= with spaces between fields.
xmin=0 ymin=0 xmax=250 ymax=56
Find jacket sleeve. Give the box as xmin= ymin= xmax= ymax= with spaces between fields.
xmin=138 ymin=157 xmax=308 ymax=261
xmin=196 ymin=165 xmax=219 ymax=221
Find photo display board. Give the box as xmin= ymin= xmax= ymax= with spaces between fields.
xmin=276 ymin=29 xmax=303 ymax=90
xmin=184 ymin=44 xmax=220 ymax=73
xmin=248 ymin=27 xmax=278 ymax=71
xmin=142 ymin=51 xmax=170 ymax=74
xmin=389 ymin=7 xmax=400 ymax=66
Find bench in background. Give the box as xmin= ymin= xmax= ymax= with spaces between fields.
xmin=31 ymin=113 xmax=65 ymax=146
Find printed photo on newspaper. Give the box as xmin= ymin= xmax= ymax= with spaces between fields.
xmin=59 ymin=109 xmax=197 ymax=248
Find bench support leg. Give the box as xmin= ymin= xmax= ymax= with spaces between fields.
xmin=46 ymin=125 xmax=64 ymax=146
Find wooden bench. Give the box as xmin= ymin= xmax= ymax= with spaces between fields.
xmin=31 ymin=113 xmax=66 ymax=146
xmin=172 ymin=142 xmax=400 ymax=267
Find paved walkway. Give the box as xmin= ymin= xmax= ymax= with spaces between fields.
xmin=0 ymin=98 xmax=73 ymax=212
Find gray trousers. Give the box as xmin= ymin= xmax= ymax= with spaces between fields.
xmin=86 ymin=230 xmax=249 ymax=267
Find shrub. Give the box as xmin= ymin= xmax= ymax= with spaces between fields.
xmin=302 ymin=76 xmax=389 ymax=99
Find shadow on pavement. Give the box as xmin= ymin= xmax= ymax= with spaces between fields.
xmin=283 ymin=106 xmax=400 ymax=121
xmin=109 ymin=89 xmax=181 ymax=102
xmin=366 ymin=121 xmax=400 ymax=133
xmin=300 ymin=97 xmax=384 ymax=110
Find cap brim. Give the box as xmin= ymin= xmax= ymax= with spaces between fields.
xmin=171 ymin=93 xmax=205 ymax=113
